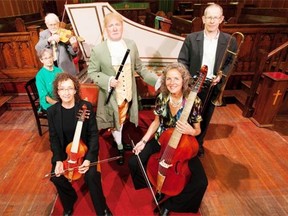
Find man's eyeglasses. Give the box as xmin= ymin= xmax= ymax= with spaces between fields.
xmin=205 ymin=16 xmax=221 ymax=21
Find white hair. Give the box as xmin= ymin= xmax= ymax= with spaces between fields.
xmin=45 ymin=13 xmax=60 ymax=24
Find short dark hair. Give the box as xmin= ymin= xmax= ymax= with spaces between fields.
xmin=37 ymin=48 xmax=52 ymax=59
xmin=53 ymin=73 xmax=81 ymax=103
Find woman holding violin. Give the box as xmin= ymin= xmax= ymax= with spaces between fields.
xmin=47 ymin=73 xmax=112 ymax=216
xmin=35 ymin=13 xmax=78 ymax=76
xmin=128 ymin=62 xmax=208 ymax=215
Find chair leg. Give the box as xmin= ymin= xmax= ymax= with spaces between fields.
xmin=35 ymin=116 xmax=43 ymax=136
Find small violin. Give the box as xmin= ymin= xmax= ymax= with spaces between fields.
xmin=57 ymin=27 xmax=85 ymax=44
xmin=63 ymin=104 xmax=89 ymax=182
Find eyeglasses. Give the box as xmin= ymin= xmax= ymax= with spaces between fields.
xmin=205 ymin=16 xmax=221 ymax=21
xmin=47 ymin=23 xmax=58 ymax=27
xmin=41 ymin=56 xmax=53 ymax=60
xmin=58 ymin=87 xmax=75 ymax=93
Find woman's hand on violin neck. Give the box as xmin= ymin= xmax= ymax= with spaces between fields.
xmin=176 ymin=120 xmax=198 ymax=136
xmin=55 ymin=161 xmax=64 ymax=177
xmin=78 ymin=160 xmax=90 ymax=174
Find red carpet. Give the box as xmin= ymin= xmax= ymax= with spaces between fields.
xmin=51 ymin=110 xmax=201 ymax=216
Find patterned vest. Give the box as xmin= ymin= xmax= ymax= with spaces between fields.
xmin=107 ymin=39 xmax=133 ymax=105
xmin=114 ymin=64 xmax=132 ymax=105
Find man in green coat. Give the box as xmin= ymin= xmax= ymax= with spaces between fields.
xmin=88 ymin=13 xmax=159 ymax=165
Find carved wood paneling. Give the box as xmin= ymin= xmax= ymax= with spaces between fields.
xmin=0 ymin=32 xmax=39 ymax=80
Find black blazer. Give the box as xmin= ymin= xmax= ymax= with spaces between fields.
xmin=47 ymin=100 xmax=99 ymax=164
xmin=178 ymin=30 xmax=237 ymax=78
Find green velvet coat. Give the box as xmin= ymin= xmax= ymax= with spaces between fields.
xmin=87 ymin=38 xmax=158 ymax=130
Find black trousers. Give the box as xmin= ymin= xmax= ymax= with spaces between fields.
xmin=50 ymin=165 xmax=107 ymax=215
xmin=196 ymin=84 xmax=217 ymax=146
xmin=128 ymin=138 xmax=208 ymax=213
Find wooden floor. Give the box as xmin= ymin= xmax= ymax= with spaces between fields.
xmin=0 ymin=104 xmax=287 ymax=216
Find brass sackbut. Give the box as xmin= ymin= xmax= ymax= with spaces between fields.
xmin=212 ymin=32 xmax=245 ymax=106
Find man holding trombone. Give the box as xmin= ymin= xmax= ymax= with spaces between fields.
xmin=178 ymin=3 xmax=239 ymax=157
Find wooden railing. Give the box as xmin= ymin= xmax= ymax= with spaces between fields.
xmin=236 ymin=7 xmax=288 ymax=24
xmin=242 ymin=41 xmax=288 ymax=117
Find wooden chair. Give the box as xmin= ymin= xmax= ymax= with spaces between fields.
xmin=25 ymin=77 xmax=48 ymax=136
xmin=80 ymin=83 xmax=99 ymax=113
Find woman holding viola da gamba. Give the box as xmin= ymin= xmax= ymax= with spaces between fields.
xmin=47 ymin=73 xmax=112 ymax=216
xmin=128 ymin=62 xmax=208 ymax=215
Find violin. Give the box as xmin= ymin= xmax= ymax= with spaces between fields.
xmin=49 ymin=26 xmax=84 ymax=60
xmin=57 ymin=27 xmax=85 ymax=44
xmin=146 ymin=65 xmax=208 ymax=196
xmin=63 ymin=104 xmax=89 ymax=182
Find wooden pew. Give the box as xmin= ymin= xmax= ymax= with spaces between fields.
xmin=0 ymin=25 xmax=41 ymax=97
xmin=0 ymin=13 xmax=44 ymax=33
xmin=169 ymin=16 xmax=202 ymax=36
xmin=193 ymin=2 xmax=241 ymax=22
xmin=144 ymin=11 xmax=157 ymax=28
xmin=236 ymin=7 xmax=288 ymax=24
xmin=0 ymin=17 xmax=17 ymax=33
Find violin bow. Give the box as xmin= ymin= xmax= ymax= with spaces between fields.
xmin=43 ymin=156 xmax=122 ymax=178
xmin=128 ymin=135 xmax=160 ymax=211
xmin=61 ymin=0 xmax=68 ymax=24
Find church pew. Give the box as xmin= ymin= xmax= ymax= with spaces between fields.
xmin=192 ymin=2 xmax=241 ymax=22
xmin=169 ymin=15 xmax=202 ymax=36
xmin=236 ymin=7 xmax=288 ymax=24
xmin=0 ymin=13 xmax=44 ymax=33
xmin=0 ymin=25 xmax=41 ymax=96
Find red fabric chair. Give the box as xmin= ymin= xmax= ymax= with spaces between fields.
xmin=80 ymin=83 xmax=99 ymax=113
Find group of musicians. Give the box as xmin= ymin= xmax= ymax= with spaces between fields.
xmin=35 ymin=3 xmax=237 ymax=216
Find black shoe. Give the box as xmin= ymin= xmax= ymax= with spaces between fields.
xmin=159 ymin=207 xmax=170 ymax=216
xmin=154 ymin=205 xmax=170 ymax=216
xmin=117 ymin=149 xmax=124 ymax=165
xmin=63 ymin=209 xmax=73 ymax=216
xmin=123 ymin=143 xmax=133 ymax=151
xmin=197 ymin=145 xmax=205 ymax=158
xmin=103 ymin=208 xmax=113 ymax=216
xmin=155 ymin=192 xmax=165 ymax=203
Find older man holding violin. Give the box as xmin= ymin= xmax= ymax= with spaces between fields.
xmin=35 ymin=13 xmax=78 ymax=76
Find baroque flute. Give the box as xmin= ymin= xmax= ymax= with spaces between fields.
xmin=105 ymin=49 xmax=130 ymax=105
